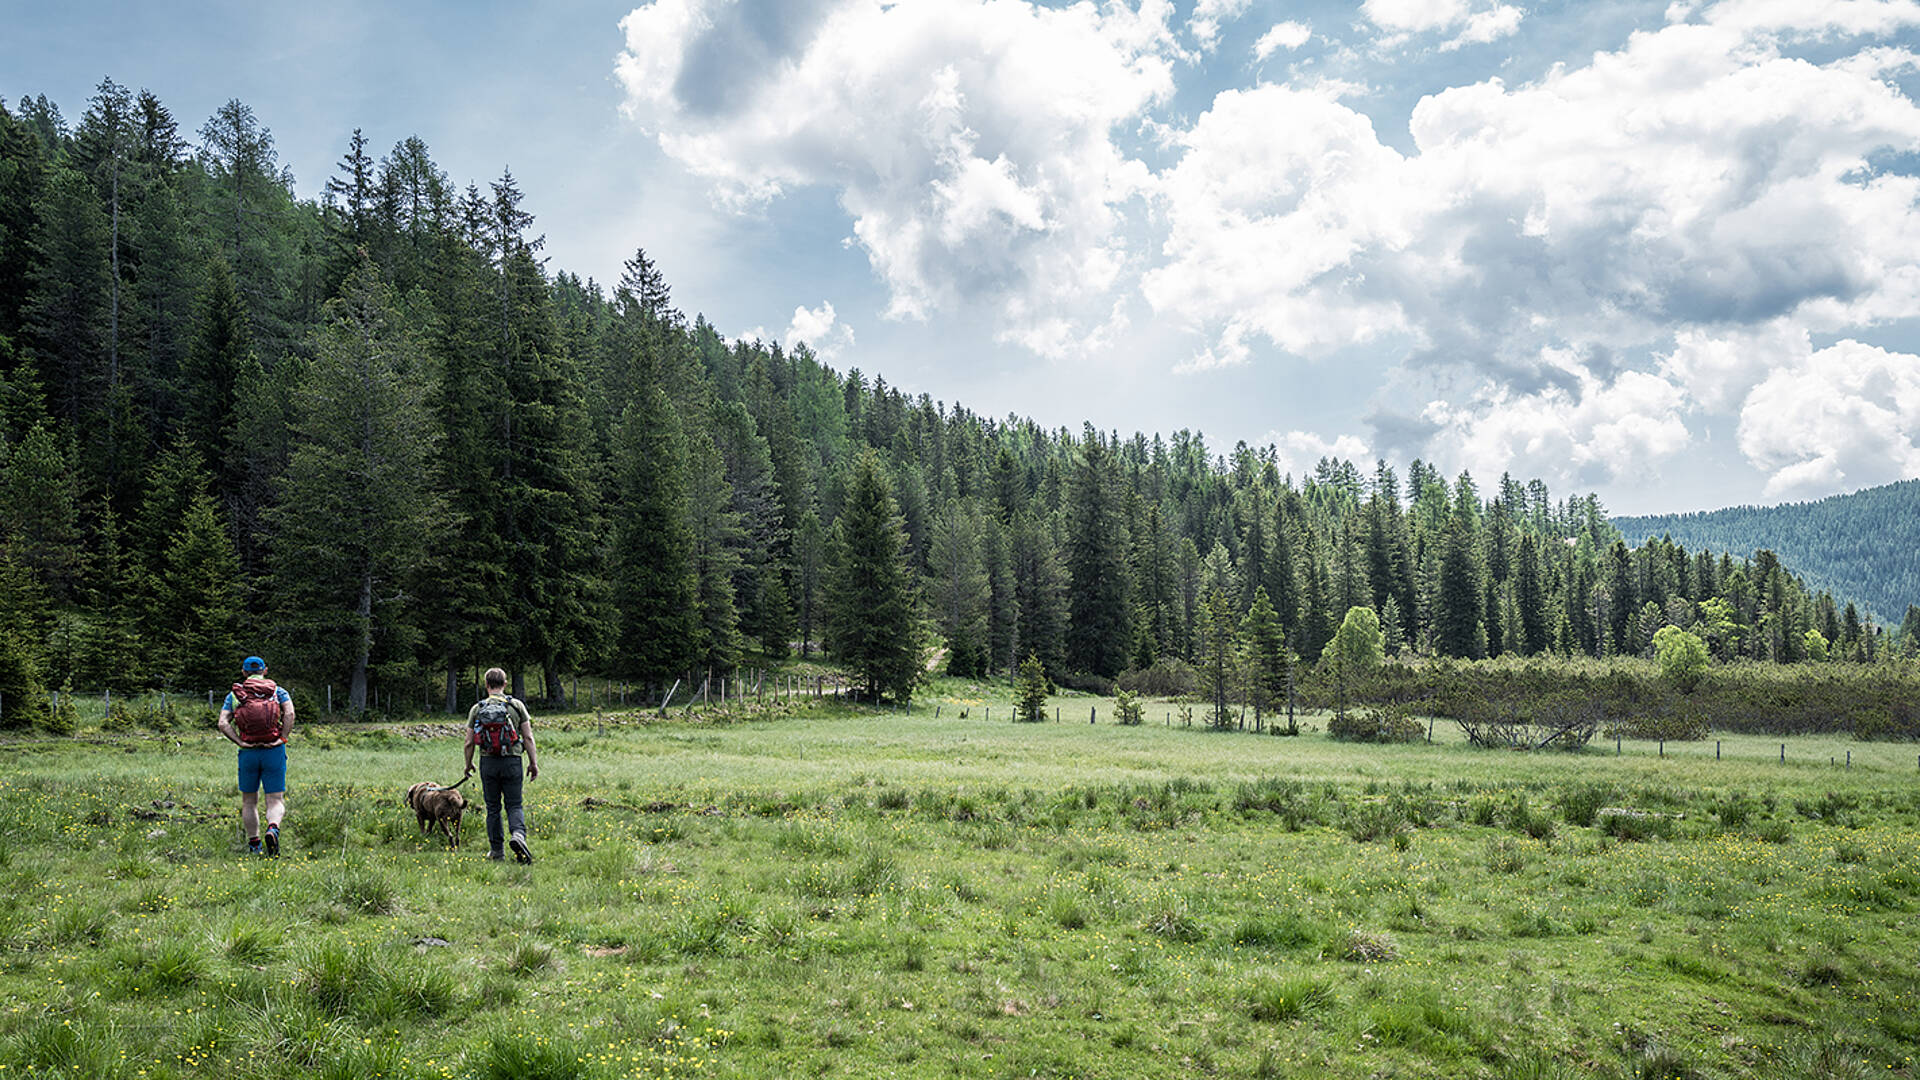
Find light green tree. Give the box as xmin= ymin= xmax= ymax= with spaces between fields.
xmin=1802 ymin=628 xmax=1829 ymax=663
xmin=1328 ymin=605 xmax=1385 ymax=721
xmin=1653 ymin=624 xmax=1710 ymax=692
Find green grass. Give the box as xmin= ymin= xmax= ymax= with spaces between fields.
xmin=2 ymin=680 xmax=1919 ymax=1077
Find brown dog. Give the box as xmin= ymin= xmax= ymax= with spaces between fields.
xmin=405 ymin=781 xmax=468 ymax=849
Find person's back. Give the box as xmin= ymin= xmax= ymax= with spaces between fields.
xmin=464 ymin=668 xmax=539 ymax=862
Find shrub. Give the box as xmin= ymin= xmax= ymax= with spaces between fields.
xmin=44 ymin=684 xmax=78 ymax=736
xmin=1559 ymin=783 xmax=1617 ymax=827
xmin=1014 ymin=655 xmax=1051 ymax=723
xmin=1053 ymin=670 xmax=1113 ymax=696
xmin=1329 ymin=704 xmax=1424 ymax=743
xmin=1116 ymin=657 xmax=1197 ymax=698
xmin=1113 ymin=690 xmax=1143 ymax=726
xmin=1346 ymin=800 xmax=1410 ymax=843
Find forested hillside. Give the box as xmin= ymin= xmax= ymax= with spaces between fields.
xmin=0 ymin=81 xmax=1908 ymax=722
xmin=1616 ymin=480 xmax=1920 ymax=628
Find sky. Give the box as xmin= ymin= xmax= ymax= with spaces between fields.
xmin=8 ymin=0 xmax=1920 ymax=515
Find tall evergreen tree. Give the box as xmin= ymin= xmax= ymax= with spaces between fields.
xmin=1065 ymin=428 xmax=1131 ymax=677
xmin=608 ymin=385 xmax=699 ymax=691
xmin=927 ymin=499 xmax=990 ymax=677
xmin=825 ymin=450 xmax=921 ymax=704
xmin=154 ymin=493 xmax=242 ymax=690
xmin=266 ymin=260 xmax=439 ymax=712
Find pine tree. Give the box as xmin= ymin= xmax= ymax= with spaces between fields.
xmin=609 ymin=385 xmax=700 ymax=690
xmin=266 ymin=260 xmax=439 ymax=712
xmin=794 ymin=508 xmax=825 ymax=658
xmin=1515 ymin=532 xmax=1548 ymax=655
xmin=825 ymin=450 xmax=921 ymax=704
xmin=1014 ymin=653 xmax=1049 ymax=723
xmin=1436 ymin=503 xmax=1486 ymax=659
xmin=178 ymin=257 xmax=253 ymax=495
xmin=155 ymin=493 xmax=242 ymax=691
xmin=927 ymin=499 xmax=989 ymax=677
xmin=1241 ymin=585 xmax=1291 ymax=725
xmin=1195 ymin=586 xmax=1239 ymax=729
xmin=0 ymin=553 xmax=51 ymax=730
xmin=23 ymin=162 xmax=110 ymax=431
xmin=1011 ymin=511 xmax=1068 ymax=677
xmin=1065 ymin=428 xmax=1131 ymax=677
xmin=0 ymin=421 xmax=81 ymax=599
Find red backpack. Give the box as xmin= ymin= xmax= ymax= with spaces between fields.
xmin=231 ymin=677 xmax=284 ymax=745
xmin=470 ymin=696 xmax=523 ymax=754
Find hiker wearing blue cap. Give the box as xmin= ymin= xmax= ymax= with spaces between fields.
xmin=215 ymin=656 xmax=296 ymax=856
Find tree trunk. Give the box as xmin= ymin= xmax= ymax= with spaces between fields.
xmin=350 ymin=571 xmax=372 ymax=712
xmin=444 ymin=663 xmax=460 ymax=714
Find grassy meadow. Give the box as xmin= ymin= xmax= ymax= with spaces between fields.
xmin=2 ymin=680 xmax=1919 ymax=1079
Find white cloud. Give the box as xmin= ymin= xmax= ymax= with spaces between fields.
xmin=1143 ymin=84 xmax=1414 ymax=357
xmin=616 ymin=0 xmax=1175 ymax=356
xmin=786 ymin=301 xmax=855 ymax=359
xmin=1736 ymin=339 xmax=1920 ymax=499
xmin=1259 ymin=430 xmax=1375 ymax=479
xmin=1361 ymin=0 xmax=1523 ymax=47
xmin=1253 ymin=21 xmax=1311 ymax=61
xmin=1150 ymin=10 xmax=1920 ymax=404
xmin=1422 ymin=357 xmax=1694 ymax=487
xmin=1188 ymin=0 xmax=1251 ymax=53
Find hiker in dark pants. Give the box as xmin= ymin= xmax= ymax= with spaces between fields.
xmin=463 ymin=667 xmax=539 ymax=862
xmin=215 ymin=655 xmax=295 ymax=856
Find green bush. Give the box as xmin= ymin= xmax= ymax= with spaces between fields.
xmin=1329 ymin=703 xmax=1424 ymax=743
xmin=44 ymin=684 xmax=78 ymax=736
xmin=1113 ymin=689 xmax=1143 ymax=726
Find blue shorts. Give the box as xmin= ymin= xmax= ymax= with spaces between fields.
xmin=237 ymin=746 xmax=287 ymax=794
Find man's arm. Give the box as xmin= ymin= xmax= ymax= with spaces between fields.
xmin=517 ymin=700 xmax=538 ymax=779
xmin=280 ymin=694 xmax=296 ymax=741
xmin=463 ymin=703 xmax=477 ymax=777
xmin=215 ymin=706 xmax=241 ymax=747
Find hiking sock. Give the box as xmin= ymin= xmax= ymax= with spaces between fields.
xmin=264 ymin=824 xmax=280 ymax=858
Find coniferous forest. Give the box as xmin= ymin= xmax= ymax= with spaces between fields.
xmin=1 ymin=82 xmax=1915 ymax=727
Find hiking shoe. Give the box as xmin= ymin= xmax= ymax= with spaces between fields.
xmin=248 ymin=838 xmax=263 ymax=856
xmin=509 ymin=836 xmax=533 ymax=865
xmin=488 ymin=850 xmax=504 ymax=861
xmin=264 ymin=826 xmax=279 ymax=858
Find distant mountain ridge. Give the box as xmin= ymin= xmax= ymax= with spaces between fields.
xmin=1614 ymin=479 xmax=1920 ymax=624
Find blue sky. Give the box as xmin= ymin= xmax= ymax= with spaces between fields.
xmin=9 ymin=0 xmax=1920 ymax=515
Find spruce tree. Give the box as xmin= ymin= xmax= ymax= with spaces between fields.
xmin=1241 ymin=585 xmax=1290 ymax=725
xmin=266 ymin=260 xmax=439 ymax=712
xmin=927 ymin=499 xmax=989 ymax=677
xmin=1195 ymin=587 xmax=1239 ymax=729
xmin=0 ymin=421 xmax=81 ymax=598
xmin=608 ymin=385 xmax=699 ymax=691
xmin=0 ymin=553 xmax=51 ymax=729
xmin=1015 ymin=653 xmax=1050 ymax=723
xmin=1011 ymin=511 xmax=1069 ymax=677
xmin=825 ymin=450 xmax=921 ymax=704
xmin=1436 ymin=502 xmax=1486 ymax=659
xmin=1065 ymin=428 xmax=1131 ymax=677
xmin=156 ymin=493 xmax=242 ymax=691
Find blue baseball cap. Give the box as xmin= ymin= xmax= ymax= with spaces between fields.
xmin=242 ymin=656 xmax=266 ymax=673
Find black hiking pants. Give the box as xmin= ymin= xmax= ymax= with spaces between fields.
xmin=478 ymin=754 xmax=526 ymax=855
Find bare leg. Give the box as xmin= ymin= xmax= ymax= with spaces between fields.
xmin=262 ymin=792 xmax=286 ymax=831
xmin=241 ymin=791 xmax=260 ymax=842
